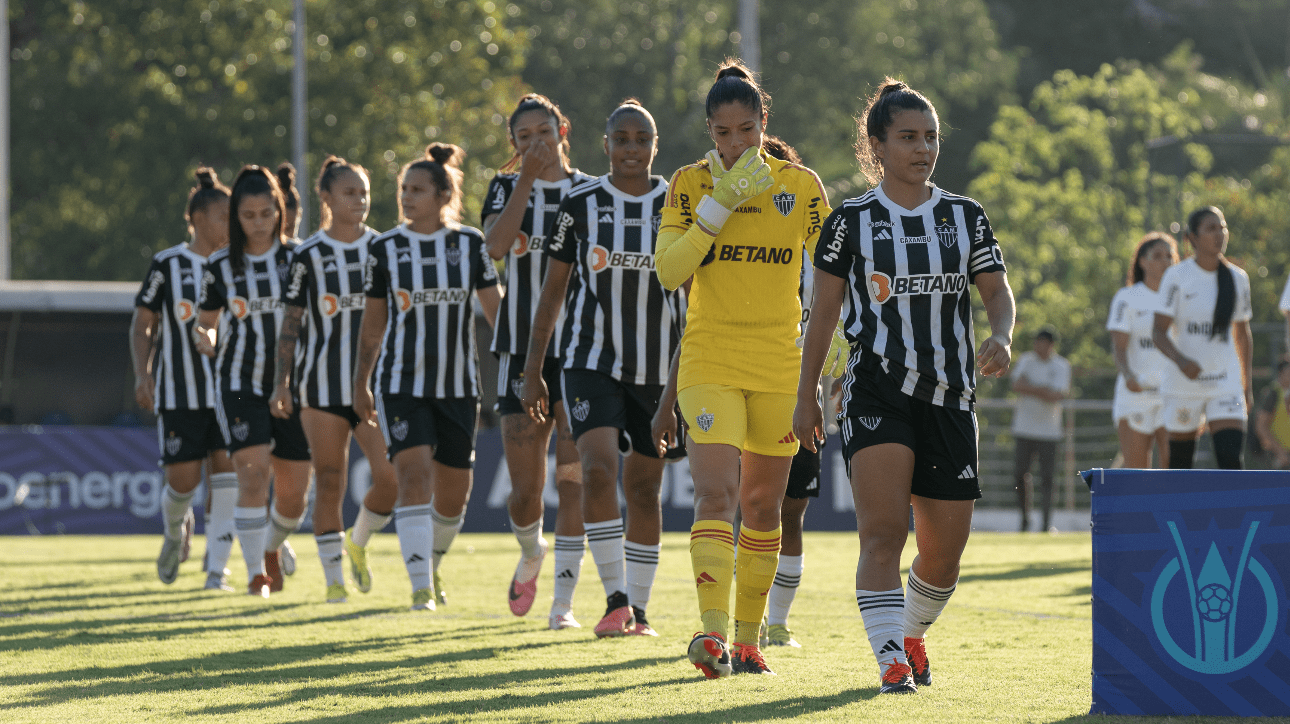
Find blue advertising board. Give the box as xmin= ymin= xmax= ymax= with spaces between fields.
xmin=1086 ymin=468 xmax=1290 ymax=717
xmin=0 ymin=425 xmax=864 ymax=535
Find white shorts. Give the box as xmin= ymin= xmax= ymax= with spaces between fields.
xmin=1161 ymin=386 xmax=1247 ymax=433
xmin=1112 ymin=379 xmax=1164 ymax=435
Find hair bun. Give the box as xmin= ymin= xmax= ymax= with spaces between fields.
xmin=319 ymin=155 xmax=342 ymax=172
xmin=426 ymin=142 xmax=465 ymax=167
xmin=618 ymin=97 xmax=643 ymax=107
xmin=275 ymin=162 xmax=296 ymax=187
xmin=716 ymin=63 xmax=752 ymax=82
xmin=194 ymin=167 xmax=217 ymax=189
xmin=878 ymin=80 xmax=910 ymax=97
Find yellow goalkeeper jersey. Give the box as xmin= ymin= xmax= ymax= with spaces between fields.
xmin=658 ymin=151 xmax=830 ymax=394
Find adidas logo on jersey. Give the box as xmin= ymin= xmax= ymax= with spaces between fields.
xmin=858 ymin=417 xmax=882 ymax=431
xmin=323 ymin=261 xmax=338 ymax=273
xmin=958 ymin=465 xmax=975 ymax=480
xmin=873 ymin=228 xmax=893 ymax=241
xmin=878 ymin=639 xmax=903 ymax=654
xmin=599 ymin=213 xmax=614 ymax=224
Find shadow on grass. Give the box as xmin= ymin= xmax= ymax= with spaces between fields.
xmin=959 ymin=563 xmax=1089 ymax=583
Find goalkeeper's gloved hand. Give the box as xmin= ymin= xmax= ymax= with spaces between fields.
xmin=822 ymin=320 xmax=850 ymax=378
xmin=696 ymin=147 xmax=772 ymax=234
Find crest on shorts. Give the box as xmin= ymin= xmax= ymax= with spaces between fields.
xmin=165 ymin=435 xmax=182 ymax=457
xmin=772 ymin=191 xmax=796 ymax=217
xmin=446 ymin=244 xmax=461 ymax=266
xmin=696 ymin=408 xmax=714 ymax=432
xmin=858 ymin=416 xmax=882 ymax=431
xmin=231 ymin=420 xmax=250 ymax=442
xmin=391 ymin=419 xmax=409 ymax=442
xmin=510 ymin=378 xmax=525 ymax=401
xmin=572 ymin=398 xmax=590 ymax=422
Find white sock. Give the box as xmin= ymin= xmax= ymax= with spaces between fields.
xmin=905 ymin=569 xmax=956 ymax=639
xmin=551 ymin=534 xmax=585 ymax=617
xmin=267 ymin=507 xmax=303 ymax=552
xmin=511 ymin=516 xmax=546 ymax=583
xmin=161 ymin=485 xmax=195 ymax=539
xmin=430 ymin=507 xmax=463 ymax=573
xmin=316 ymin=531 xmax=345 ymax=587
xmin=351 ymin=504 xmax=392 ymax=547
xmin=204 ymin=473 xmax=238 ymax=575
xmin=395 ymin=504 xmax=433 ymax=592
xmin=585 ymin=518 xmax=625 ymax=598
xmin=857 ymin=588 xmax=908 ymax=674
xmin=767 ymin=554 xmax=803 ymax=626
xmin=624 ymin=541 xmax=660 ymax=612
xmin=234 ymin=506 xmax=269 ymax=581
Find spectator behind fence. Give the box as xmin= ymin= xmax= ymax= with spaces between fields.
xmin=1010 ymin=327 xmax=1070 ymax=532
xmin=1253 ymin=361 xmax=1290 ymax=469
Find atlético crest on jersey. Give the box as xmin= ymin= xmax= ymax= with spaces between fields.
xmin=935 ymin=220 xmax=958 ymax=249
xmin=696 ymin=408 xmax=715 ymax=432
xmin=165 ymin=435 xmax=183 ymax=456
xmin=446 ymin=244 xmax=461 ymax=266
xmin=572 ymin=399 xmax=590 ymax=422
xmin=651 ymin=213 xmax=661 ymax=235
xmin=772 ymin=191 xmax=796 ymax=217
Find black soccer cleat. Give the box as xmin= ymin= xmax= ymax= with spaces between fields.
xmin=879 ymin=662 xmax=918 ymax=694
xmin=730 ymin=643 xmax=775 ymax=675
xmin=904 ymin=636 xmax=932 ymax=686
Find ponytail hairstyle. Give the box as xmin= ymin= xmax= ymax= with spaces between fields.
xmin=705 ymin=59 xmax=770 ymax=122
xmin=501 ymin=93 xmax=571 ymax=173
xmin=184 ymin=166 xmax=231 ymax=229
xmin=761 ymin=134 xmax=802 ymax=165
xmin=855 ymin=78 xmax=937 ymax=186
xmin=1186 ymin=206 xmax=1235 ymax=341
xmin=275 ymin=162 xmax=300 ymax=212
xmin=605 ymin=97 xmax=656 ymax=134
xmin=398 ymin=143 xmax=466 ymax=225
xmin=315 ymin=154 xmax=370 ymax=230
xmin=227 ymin=165 xmax=286 ymax=274
xmin=1127 ymin=231 xmax=1179 ymax=286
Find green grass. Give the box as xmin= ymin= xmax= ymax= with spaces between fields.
xmin=0 ymin=532 xmax=1249 ymax=722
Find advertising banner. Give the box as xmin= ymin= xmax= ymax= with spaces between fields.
xmin=1086 ymin=468 xmax=1290 ymax=717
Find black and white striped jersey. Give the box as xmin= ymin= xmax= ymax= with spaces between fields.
xmin=481 ymin=169 xmax=596 ymax=357
xmin=364 ymin=224 xmax=498 ymax=399
xmin=199 ymin=240 xmax=296 ymax=397
xmin=815 ymin=185 xmax=1006 ymax=411
xmin=282 ymin=227 xmax=377 ymax=408
xmin=546 ymin=175 xmax=680 ymax=385
xmin=135 ymin=243 xmax=217 ymax=412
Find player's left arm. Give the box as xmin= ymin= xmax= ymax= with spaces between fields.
xmin=474 ymin=237 xmax=501 ymax=329
xmin=1234 ymin=272 xmax=1254 ymax=409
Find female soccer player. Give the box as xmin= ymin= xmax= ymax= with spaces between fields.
xmin=277 ymin=163 xmax=302 ymax=240
xmin=133 ymin=168 xmax=238 ymax=591
xmin=270 ymin=156 xmax=399 ymax=603
xmin=483 ymin=94 xmax=594 ymax=628
xmin=521 ymin=99 xmax=681 ymax=638
xmin=794 ymin=79 xmax=1016 ymax=694
xmin=655 ymin=60 xmax=833 ymax=677
xmin=193 ymin=165 xmax=313 ymax=597
xmin=1107 ymin=232 xmax=1178 ymax=468
xmin=353 ymin=143 xmax=500 ymax=611
xmin=1152 ymin=206 xmax=1253 ymax=469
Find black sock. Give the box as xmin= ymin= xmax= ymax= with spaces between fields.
xmin=1168 ymin=439 xmax=1197 ymax=469
xmin=1212 ymin=429 xmax=1244 ymax=470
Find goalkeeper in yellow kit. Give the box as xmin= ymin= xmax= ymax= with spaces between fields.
xmin=654 ymin=60 xmax=843 ymax=678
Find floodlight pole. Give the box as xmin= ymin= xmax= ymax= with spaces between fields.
xmin=1 ymin=0 xmax=10 ymax=280
xmin=739 ymin=0 xmax=760 ymax=73
xmin=292 ymin=0 xmax=308 ymax=232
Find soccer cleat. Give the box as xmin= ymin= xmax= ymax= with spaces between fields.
xmin=548 ymin=611 xmax=582 ymax=630
xmin=411 ymin=587 xmax=436 ymax=611
xmin=344 ymin=528 xmax=372 ymax=593
xmin=594 ymin=592 xmax=635 ymax=638
xmin=879 ymin=662 xmax=918 ymax=694
xmin=156 ymin=535 xmax=183 ymax=585
xmin=731 ymin=643 xmax=775 ymax=675
xmin=508 ymin=538 xmax=548 ymax=616
xmin=326 ymin=583 xmax=348 ymax=604
xmin=767 ymin=624 xmax=801 ymax=648
xmin=905 ymin=637 xmax=932 ymax=686
xmin=687 ymin=632 xmax=733 ymax=679
xmin=204 ymin=571 xmax=234 ymax=592
xmin=178 ymin=508 xmax=194 ymax=564
xmin=264 ymin=549 xmax=284 ymax=592
xmin=433 ymin=570 xmax=447 ymax=606
xmin=248 ymin=574 xmax=272 ymax=598
xmin=279 ymin=540 xmax=297 ymax=576
xmin=626 ymin=606 xmax=658 ymax=636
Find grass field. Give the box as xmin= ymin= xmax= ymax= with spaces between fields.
xmin=0 ymin=531 xmax=1251 ymax=723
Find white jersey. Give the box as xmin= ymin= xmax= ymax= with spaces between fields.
xmin=1155 ymin=258 xmax=1252 ymax=396
xmin=1106 ymin=282 xmax=1170 ymax=392
xmin=1279 ymin=272 xmax=1290 ymax=313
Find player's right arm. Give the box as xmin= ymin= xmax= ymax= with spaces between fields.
xmin=1152 ymin=267 xmax=1200 ymax=380
xmin=353 ymin=248 xmax=389 ymax=425
xmin=193 ymin=265 xmax=225 ymax=358
xmin=130 ymin=307 xmax=159 ymax=411
xmin=483 ymin=141 xmax=554 ymax=260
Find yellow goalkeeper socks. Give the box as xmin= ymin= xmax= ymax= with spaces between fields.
xmin=690 ymin=520 xmax=735 ymax=639
xmin=733 ymin=525 xmax=781 ymax=645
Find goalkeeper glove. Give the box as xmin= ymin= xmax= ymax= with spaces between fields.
xmin=822 ymin=321 xmax=849 ymax=378
xmin=696 ymin=147 xmax=772 ymax=234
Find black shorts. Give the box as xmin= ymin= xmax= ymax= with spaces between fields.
xmin=377 ymin=394 xmax=478 ymax=469
xmin=839 ymin=355 xmax=980 ymax=501
xmin=215 ymin=391 xmax=311 ymax=461
xmin=157 ymin=409 xmax=226 ymax=465
xmin=785 ymin=439 xmax=822 ymax=499
xmin=496 ymin=353 xmax=564 ymax=416
xmin=308 ymin=404 xmax=361 ymax=429
xmin=561 ymin=368 xmax=664 ymax=458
